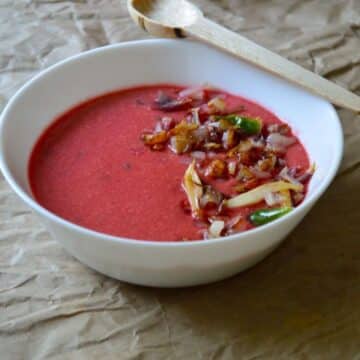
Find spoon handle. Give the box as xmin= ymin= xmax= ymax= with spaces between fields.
xmin=186 ymin=17 xmax=360 ymax=112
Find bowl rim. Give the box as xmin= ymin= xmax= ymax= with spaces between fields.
xmin=0 ymin=39 xmax=344 ymax=248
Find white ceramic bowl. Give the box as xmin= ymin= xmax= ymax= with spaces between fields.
xmin=0 ymin=40 xmax=343 ymax=287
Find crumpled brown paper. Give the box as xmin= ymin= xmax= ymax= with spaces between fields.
xmin=1 ymin=1 xmax=359 ymax=358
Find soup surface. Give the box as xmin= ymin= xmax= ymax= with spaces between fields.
xmin=29 ymin=85 xmax=311 ymax=241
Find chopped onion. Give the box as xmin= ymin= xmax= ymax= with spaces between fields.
xmin=208 ymin=220 xmax=225 ymax=238
xmin=192 ymin=126 xmax=209 ymax=143
xmin=178 ymin=86 xmax=205 ymax=100
xmin=227 ymin=139 xmax=253 ymax=157
xmin=170 ymin=120 xmax=198 ymax=136
xmin=233 ymin=178 xmax=259 ymax=194
xmin=225 ymin=181 xmax=303 ymax=208
xmin=292 ymin=191 xmax=305 ymax=206
xmin=268 ymin=123 xmax=291 ymax=135
xmin=206 ymin=125 xmax=221 ymax=143
xmin=191 ymin=108 xmax=201 ymax=125
xmin=250 ymin=166 xmax=272 ymax=179
xmin=264 ymin=190 xmax=292 ymax=207
xmin=267 ymin=133 xmax=296 ymax=152
xmin=154 ymin=121 xmax=163 ymax=132
xmin=264 ymin=192 xmax=280 ymax=206
xmin=182 ymin=161 xmax=203 ymax=218
xmin=169 ymin=135 xmax=191 ymax=154
xmin=155 ymin=91 xmax=171 ymax=106
xmin=191 ymin=151 xmax=206 ymax=160
xmin=160 ymin=116 xmax=175 ymax=131
xmin=227 ymin=160 xmax=237 ymax=176
xmin=226 ymin=215 xmax=243 ymax=230
xmin=207 ymin=151 xmax=217 ymax=159
xmin=222 ymin=129 xmax=236 ymax=150
xmin=208 ymin=120 xmax=221 ymax=128
xmin=203 ymin=142 xmax=222 ymax=150
xmin=204 ymin=159 xmax=226 ymax=178
xmin=257 ymin=154 xmax=277 ymax=172
xmin=296 ymin=163 xmax=316 ymax=183
xmin=208 ymin=97 xmax=226 ymax=113
xmin=154 ymin=95 xmax=193 ymax=111
xmin=237 ymin=165 xmax=255 ymax=181
xmin=250 ymin=136 xmax=265 ymax=149
xmin=278 ymin=166 xmax=302 ymax=186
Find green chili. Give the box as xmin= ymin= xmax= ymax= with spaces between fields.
xmin=249 ymin=207 xmax=292 ymax=226
xmin=216 ymin=114 xmax=262 ymax=135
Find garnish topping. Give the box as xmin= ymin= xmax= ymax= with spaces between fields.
xmin=141 ymin=85 xmax=314 ymax=240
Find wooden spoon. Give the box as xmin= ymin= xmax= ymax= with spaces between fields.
xmin=128 ymin=0 xmax=360 ymax=112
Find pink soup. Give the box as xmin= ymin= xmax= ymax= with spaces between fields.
xmin=29 ymin=85 xmax=311 ymax=241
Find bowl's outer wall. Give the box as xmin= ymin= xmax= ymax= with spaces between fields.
xmin=44 ymin=205 xmax=310 ymax=287
xmin=0 ymin=40 xmax=343 ymax=287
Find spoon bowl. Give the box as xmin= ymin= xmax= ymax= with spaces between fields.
xmin=129 ymin=0 xmax=202 ymax=37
